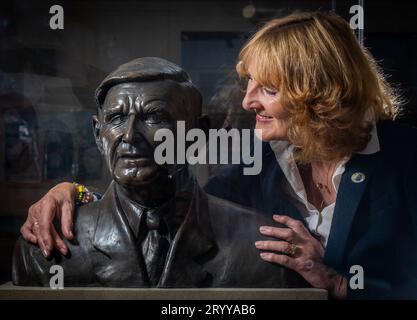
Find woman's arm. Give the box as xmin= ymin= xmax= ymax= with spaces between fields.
xmin=20 ymin=182 xmax=100 ymax=258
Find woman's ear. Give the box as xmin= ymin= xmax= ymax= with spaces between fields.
xmin=92 ymin=115 xmax=104 ymax=154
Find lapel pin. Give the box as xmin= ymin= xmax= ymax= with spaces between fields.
xmin=351 ymin=172 xmax=366 ymax=183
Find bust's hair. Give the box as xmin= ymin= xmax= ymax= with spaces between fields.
xmin=95 ymin=57 xmax=202 ymax=126
xmin=236 ymin=11 xmax=401 ymax=163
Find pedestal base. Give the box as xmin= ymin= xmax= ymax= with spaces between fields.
xmin=0 ymin=282 xmax=327 ymax=300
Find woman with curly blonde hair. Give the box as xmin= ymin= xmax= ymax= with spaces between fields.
xmin=207 ymin=11 xmax=416 ymax=299
xmin=20 ymin=11 xmax=417 ymax=299
xmin=237 ymin=11 xmax=399 ymax=163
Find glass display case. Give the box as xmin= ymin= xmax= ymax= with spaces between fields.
xmin=1 ymin=0 xmax=416 ymax=286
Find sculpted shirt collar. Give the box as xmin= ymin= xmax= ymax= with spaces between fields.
xmin=114 ymin=167 xmax=195 ymax=241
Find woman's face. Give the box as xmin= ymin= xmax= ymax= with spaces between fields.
xmin=242 ymin=62 xmax=290 ymax=141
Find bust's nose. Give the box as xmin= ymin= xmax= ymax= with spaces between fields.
xmin=122 ymin=114 xmax=136 ymax=144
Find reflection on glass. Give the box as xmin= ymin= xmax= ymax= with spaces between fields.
xmin=3 ymin=95 xmax=42 ymax=182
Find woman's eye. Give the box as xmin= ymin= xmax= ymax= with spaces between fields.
xmin=262 ymin=87 xmax=278 ymax=96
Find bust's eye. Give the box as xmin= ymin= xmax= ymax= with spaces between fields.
xmin=109 ymin=114 xmax=126 ymax=125
xmin=143 ymin=112 xmax=164 ymax=125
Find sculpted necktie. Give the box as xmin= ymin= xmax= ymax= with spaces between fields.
xmin=141 ymin=208 xmax=170 ymax=286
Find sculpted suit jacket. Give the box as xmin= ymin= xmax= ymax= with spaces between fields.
xmin=205 ymin=120 xmax=417 ymax=299
xmin=12 ymin=177 xmax=307 ymax=288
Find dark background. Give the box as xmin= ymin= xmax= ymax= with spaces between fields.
xmin=0 ymin=0 xmax=416 ymax=283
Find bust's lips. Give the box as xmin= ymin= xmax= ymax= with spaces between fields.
xmin=119 ymin=153 xmax=144 ymax=158
xmin=113 ymin=157 xmax=160 ymax=185
xmin=118 ymin=156 xmax=152 ymax=163
xmin=116 ymin=142 xmax=152 ymax=160
xmin=117 ymin=151 xmax=152 ymax=158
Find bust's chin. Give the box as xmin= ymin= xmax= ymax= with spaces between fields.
xmin=113 ymin=163 xmax=161 ymax=187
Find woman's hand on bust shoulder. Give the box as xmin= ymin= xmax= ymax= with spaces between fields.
xmin=20 ymin=182 xmax=76 ymax=258
xmin=255 ymin=214 xmax=347 ymax=299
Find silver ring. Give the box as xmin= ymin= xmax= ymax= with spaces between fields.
xmin=289 ymin=243 xmax=298 ymax=256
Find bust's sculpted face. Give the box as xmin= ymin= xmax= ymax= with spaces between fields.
xmin=95 ymin=80 xmax=185 ymax=187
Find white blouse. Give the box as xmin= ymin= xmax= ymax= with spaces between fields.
xmin=269 ymin=124 xmax=380 ymax=247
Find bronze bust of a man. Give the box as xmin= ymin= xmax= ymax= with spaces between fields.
xmin=12 ymin=57 xmax=306 ymax=288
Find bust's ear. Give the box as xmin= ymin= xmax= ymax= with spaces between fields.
xmin=92 ymin=115 xmax=104 ymax=154
xmin=198 ymin=114 xmax=210 ymax=137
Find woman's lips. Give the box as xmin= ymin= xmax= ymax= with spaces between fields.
xmin=256 ymin=113 xmax=274 ymax=122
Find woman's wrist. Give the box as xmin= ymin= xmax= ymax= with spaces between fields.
xmin=328 ymin=274 xmax=348 ymax=299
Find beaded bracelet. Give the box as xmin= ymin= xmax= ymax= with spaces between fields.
xmin=74 ymin=183 xmax=95 ymax=206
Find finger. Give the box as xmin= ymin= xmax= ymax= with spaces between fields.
xmin=273 ymin=215 xmax=309 ymax=236
xmin=259 ymin=226 xmax=297 ymax=243
xmin=20 ymin=222 xmax=38 ymax=244
xmin=255 ymin=240 xmax=294 ymax=255
xmin=51 ymin=227 xmax=68 ymax=256
xmin=37 ymin=200 xmax=57 ymax=254
xmin=260 ymin=252 xmax=297 ymax=270
xmin=60 ymin=201 xmax=74 ymax=240
xmin=32 ymin=223 xmax=50 ymax=258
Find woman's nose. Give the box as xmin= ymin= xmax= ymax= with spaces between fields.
xmin=242 ymin=80 xmax=258 ymax=111
xmin=122 ymin=114 xmax=136 ymax=144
